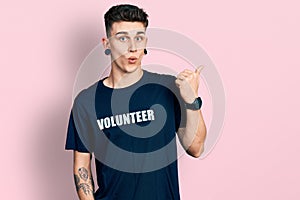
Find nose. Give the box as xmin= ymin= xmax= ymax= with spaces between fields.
xmin=128 ymin=39 xmax=137 ymax=52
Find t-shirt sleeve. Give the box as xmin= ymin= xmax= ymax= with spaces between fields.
xmin=65 ymin=111 xmax=90 ymax=153
xmin=65 ymin=92 xmax=95 ymax=153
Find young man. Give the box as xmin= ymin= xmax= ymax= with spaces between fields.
xmin=65 ymin=4 xmax=206 ymax=200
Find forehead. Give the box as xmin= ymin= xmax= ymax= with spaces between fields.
xmin=110 ymin=21 xmax=146 ymax=35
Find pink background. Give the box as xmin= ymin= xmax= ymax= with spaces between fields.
xmin=1 ymin=0 xmax=299 ymax=199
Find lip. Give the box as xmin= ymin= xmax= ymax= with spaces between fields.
xmin=127 ymin=56 xmax=138 ymax=59
xmin=127 ymin=56 xmax=138 ymax=64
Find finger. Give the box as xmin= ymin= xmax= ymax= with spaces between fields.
xmin=177 ymin=71 xmax=189 ymax=78
xmin=175 ymin=79 xmax=183 ymax=87
xmin=183 ymin=69 xmax=193 ymax=74
xmin=180 ymin=72 xmax=192 ymax=78
xmin=176 ymin=74 xmax=186 ymax=81
xmin=178 ymin=71 xmax=193 ymax=78
xmin=195 ymin=65 xmax=204 ymax=75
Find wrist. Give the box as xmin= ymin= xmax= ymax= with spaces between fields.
xmin=184 ymin=97 xmax=202 ymax=110
xmin=184 ymin=94 xmax=198 ymax=104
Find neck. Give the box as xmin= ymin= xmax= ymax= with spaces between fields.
xmin=104 ymin=65 xmax=143 ymax=89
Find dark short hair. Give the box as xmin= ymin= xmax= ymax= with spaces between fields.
xmin=104 ymin=4 xmax=149 ymax=37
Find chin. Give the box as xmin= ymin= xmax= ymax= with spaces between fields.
xmin=123 ymin=65 xmax=140 ymax=73
xmin=119 ymin=60 xmax=141 ymax=72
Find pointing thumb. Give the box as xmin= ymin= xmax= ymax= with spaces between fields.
xmin=195 ymin=65 xmax=204 ymax=74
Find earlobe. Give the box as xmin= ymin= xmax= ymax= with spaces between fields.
xmin=102 ymin=37 xmax=110 ymax=49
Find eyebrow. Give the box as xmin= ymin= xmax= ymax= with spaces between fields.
xmin=115 ymin=31 xmax=145 ymax=36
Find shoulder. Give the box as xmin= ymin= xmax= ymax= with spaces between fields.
xmin=143 ymin=70 xmax=177 ymax=86
xmin=73 ymin=81 xmax=99 ymax=107
xmin=143 ymin=70 xmax=181 ymax=98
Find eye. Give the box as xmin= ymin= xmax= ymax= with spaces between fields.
xmin=118 ymin=36 xmax=128 ymax=42
xmin=135 ymin=36 xmax=145 ymax=42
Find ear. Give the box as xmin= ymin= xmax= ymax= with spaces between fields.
xmin=145 ymin=35 xmax=148 ymax=46
xmin=102 ymin=37 xmax=110 ymax=49
xmin=143 ymin=36 xmax=148 ymax=50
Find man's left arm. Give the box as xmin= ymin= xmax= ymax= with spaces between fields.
xmin=175 ymin=66 xmax=207 ymax=158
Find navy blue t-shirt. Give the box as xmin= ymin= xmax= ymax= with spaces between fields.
xmin=65 ymin=70 xmax=186 ymax=200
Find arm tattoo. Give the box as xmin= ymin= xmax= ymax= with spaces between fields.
xmin=78 ymin=183 xmax=93 ymax=196
xmin=74 ymin=167 xmax=94 ymax=196
xmin=78 ymin=167 xmax=88 ymax=181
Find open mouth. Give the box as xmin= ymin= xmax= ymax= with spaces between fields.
xmin=128 ymin=57 xmax=137 ymax=64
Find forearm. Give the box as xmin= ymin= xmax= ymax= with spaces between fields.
xmin=175 ymin=66 xmax=206 ymax=157
xmin=178 ymin=109 xmax=207 ymax=158
xmin=73 ymin=151 xmax=95 ymax=200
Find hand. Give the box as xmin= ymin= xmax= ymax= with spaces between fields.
xmin=175 ymin=66 xmax=204 ymax=104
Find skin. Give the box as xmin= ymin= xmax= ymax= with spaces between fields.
xmin=74 ymin=151 xmax=94 ymax=200
xmin=74 ymin=21 xmax=207 ymax=200
xmin=175 ymin=66 xmax=207 ymax=157
xmin=102 ymin=21 xmax=147 ymax=89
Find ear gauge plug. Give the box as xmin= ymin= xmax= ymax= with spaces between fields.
xmin=144 ymin=49 xmax=147 ymax=55
xmin=104 ymin=49 xmax=111 ymax=55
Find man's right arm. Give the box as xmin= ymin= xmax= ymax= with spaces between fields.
xmin=73 ymin=150 xmax=95 ymax=200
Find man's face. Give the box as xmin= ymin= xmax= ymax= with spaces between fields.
xmin=105 ymin=21 xmax=147 ymax=73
